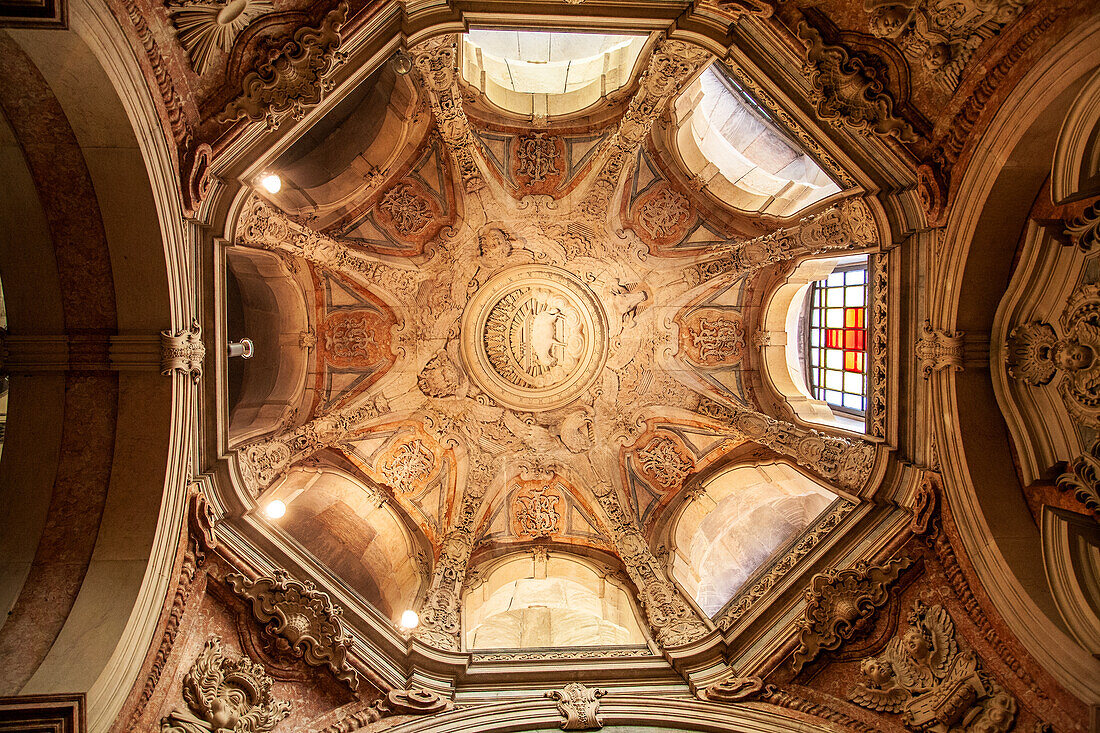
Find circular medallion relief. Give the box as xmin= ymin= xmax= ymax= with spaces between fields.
xmin=461 ymin=265 xmax=608 ymax=411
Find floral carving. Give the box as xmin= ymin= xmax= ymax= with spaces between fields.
xmin=160 ymin=635 xmax=291 ymax=733
xmin=546 ymin=683 xmax=607 ymax=730
xmin=511 ymin=481 xmax=563 ymax=537
xmin=226 ymin=570 xmax=358 ymax=690
xmin=1007 ymin=283 xmax=1100 ymax=427
xmin=916 ymin=320 xmax=964 ymax=378
xmin=217 ymin=2 xmax=348 ymax=128
xmin=637 ymin=187 xmax=691 ymax=240
xmin=379 ymin=439 xmax=435 ymax=491
xmin=1056 ymin=437 xmax=1100 ymax=516
xmin=168 ymin=0 xmax=274 ymax=74
xmin=316 ymin=689 xmax=451 ymax=732
xmin=161 ymin=319 xmax=206 ymax=382
xmin=850 ymin=601 xmax=1017 ymax=732
xmin=680 ymin=310 xmax=745 ymax=366
xmin=791 ymin=556 xmax=912 ymax=672
xmin=797 ymin=22 xmax=917 ymax=142
xmin=865 ymin=0 xmax=1029 ymax=92
xmin=322 ymin=310 xmax=391 ymax=367
xmin=637 ymin=435 xmax=694 ymax=489
xmin=378 ymin=183 xmax=434 ymax=236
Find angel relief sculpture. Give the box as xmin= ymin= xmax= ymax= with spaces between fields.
xmin=161 ymin=636 xmax=291 ymax=733
xmin=849 ymin=601 xmax=1016 ymax=733
xmin=1008 ymin=282 xmax=1100 ymax=428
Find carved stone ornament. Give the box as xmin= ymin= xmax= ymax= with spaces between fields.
xmin=637 ymin=435 xmax=695 ymax=489
xmin=545 ymin=683 xmax=607 ymax=730
xmin=511 ymin=481 xmax=563 ymax=537
xmin=638 ymin=186 xmax=691 ymax=240
xmin=1007 ymin=282 xmax=1100 ymax=428
xmin=160 ymin=635 xmax=291 ymax=733
xmin=865 ymin=0 xmax=1029 ymax=93
xmin=797 ymin=22 xmax=917 ymax=142
xmin=916 ymin=320 xmax=964 ymax=378
xmin=791 ymin=556 xmax=912 ymax=672
xmin=516 ymin=133 xmax=562 ymax=183
xmin=168 ymin=0 xmax=274 ymax=74
xmin=1066 ymin=202 xmax=1100 ymax=252
xmin=378 ymin=182 xmax=434 ymax=236
xmin=1056 ymin=437 xmax=1100 ymax=516
xmin=316 ymin=689 xmax=452 ymax=732
xmin=702 ymin=675 xmax=769 ymax=703
xmin=217 ymin=2 xmax=348 ymax=128
xmin=849 ymin=600 xmax=1017 ymax=732
xmin=680 ymin=309 xmax=746 ymax=366
xmin=161 ymin=318 xmax=206 ymax=382
xmin=418 ymin=350 xmax=463 ymax=398
xmin=226 ymin=570 xmax=359 ymax=690
xmin=379 ymin=439 xmax=435 ymax=492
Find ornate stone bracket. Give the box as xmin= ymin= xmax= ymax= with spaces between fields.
xmin=161 ymin=318 xmax=206 ymax=382
xmin=915 ymin=320 xmax=964 ymax=378
xmin=316 ymin=689 xmax=452 ymax=732
xmin=160 ymin=635 xmax=291 ymax=733
xmin=791 ymin=556 xmax=912 ymax=672
xmin=1066 ymin=202 xmax=1100 ymax=251
xmin=218 ymin=2 xmax=348 ymax=129
xmin=1056 ymin=437 xmax=1100 ymax=517
xmin=226 ymin=570 xmax=360 ymax=690
xmin=546 ymin=683 xmax=607 ymax=730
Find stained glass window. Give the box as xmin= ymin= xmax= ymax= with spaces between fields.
xmin=806 ymin=265 xmax=867 ymax=415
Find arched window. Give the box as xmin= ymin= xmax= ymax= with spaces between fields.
xmin=805 ymin=262 xmax=868 ymax=416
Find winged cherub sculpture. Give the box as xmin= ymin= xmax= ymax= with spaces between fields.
xmin=849 ymin=601 xmax=1016 ymax=732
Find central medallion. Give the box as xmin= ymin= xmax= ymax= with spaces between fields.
xmin=461 ymin=265 xmax=608 ymax=411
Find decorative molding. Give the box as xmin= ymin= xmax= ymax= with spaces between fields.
xmin=168 ymin=0 xmax=274 ymax=74
xmin=472 ymin=646 xmax=651 ymax=662
xmin=1066 ymin=202 xmax=1100 ymax=251
xmin=119 ymin=0 xmax=192 ymax=148
xmin=915 ymin=320 xmax=964 ymax=378
xmin=717 ymin=500 xmax=857 ymax=629
xmin=545 ymin=683 xmax=606 ymax=730
xmin=161 ymin=318 xmax=206 ymax=382
xmin=791 ymin=557 xmax=912 ymax=672
xmin=1056 ymin=437 xmax=1100 ymax=516
xmin=316 ymin=690 xmax=452 ymax=732
xmin=160 ymin=636 xmax=290 ymax=733
xmin=225 ymin=570 xmax=359 ymax=690
xmin=0 ymin=0 xmax=65 ymax=27
xmin=864 ymin=0 xmax=1030 ymax=93
xmin=849 ymin=600 xmax=1017 ymax=732
xmin=868 ymin=253 xmax=889 ymax=437
xmin=1007 ymin=282 xmax=1100 ymax=428
xmin=217 ymin=2 xmax=348 ymax=129
xmin=797 ymin=21 xmax=917 ymax=143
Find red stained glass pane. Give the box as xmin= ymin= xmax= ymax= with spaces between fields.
xmin=845 ymin=306 xmax=864 ymax=328
xmin=826 ymin=328 xmax=842 ymax=348
xmin=844 ymin=351 xmax=865 ymax=373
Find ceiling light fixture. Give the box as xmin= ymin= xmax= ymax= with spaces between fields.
xmin=399 ymin=609 xmax=419 ymax=629
xmin=259 ymin=173 xmax=282 ymax=194
xmin=264 ymin=499 xmax=287 ymax=519
xmin=392 ymin=49 xmax=412 ymax=75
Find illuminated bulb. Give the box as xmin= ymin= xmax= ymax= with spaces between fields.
xmin=399 ymin=609 xmax=419 ymax=629
xmin=264 ymin=499 xmax=287 ymax=519
xmin=260 ymin=173 xmax=282 ymax=194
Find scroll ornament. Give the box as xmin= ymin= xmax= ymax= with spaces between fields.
xmin=226 ymin=570 xmax=359 ymax=690
xmin=162 ymin=319 xmax=206 ymax=382
xmin=849 ymin=600 xmax=1017 ymax=732
xmin=546 ymin=683 xmax=607 ymax=730
xmin=160 ymin=635 xmax=291 ymax=733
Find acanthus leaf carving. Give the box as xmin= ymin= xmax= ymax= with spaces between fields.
xmin=916 ymin=320 xmax=964 ymax=378
xmin=217 ymin=2 xmax=348 ymax=129
xmin=1056 ymin=437 xmax=1100 ymax=517
xmin=161 ymin=318 xmax=206 ymax=382
xmin=849 ymin=600 xmax=1017 ymax=732
xmin=545 ymin=682 xmax=607 ymax=730
xmin=797 ymin=21 xmax=917 ymax=143
xmin=791 ymin=556 xmax=912 ymax=672
xmin=160 ymin=635 xmax=291 ymax=733
xmin=226 ymin=569 xmax=359 ymax=690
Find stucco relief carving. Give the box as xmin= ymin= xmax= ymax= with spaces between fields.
xmin=791 ymin=557 xmax=912 ymax=672
xmin=699 ymin=198 xmax=878 ymax=283
xmin=637 ymin=435 xmax=695 ymax=489
xmin=580 ymin=39 xmax=711 ymax=219
xmin=511 ymin=481 xmax=564 ymax=537
xmin=637 ymin=186 xmax=692 ymax=241
xmin=679 ymin=309 xmax=746 ymax=367
xmin=916 ymin=320 xmax=964 ymax=378
xmin=850 ymin=600 xmax=1017 ymax=732
xmin=1056 ymin=437 xmax=1100 ymax=516
xmin=418 ymin=351 xmax=464 ymax=398
xmin=167 ymin=0 xmax=273 ymax=74
xmin=410 ymin=36 xmax=484 ymax=192
xmin=217 ymin=2 xmax=348 ymax=128
xmin=316 ymin=689 xmax=451 ymax=732
xmin=546 ymin=683 xmax=607 ymax=730
xmin=226 ymin=570 xmax=359 ymax=690
xmin=1067 ymin=202 xmax=1100 ymax=252
xmin=160 ymin=636 xmax=290 ymax=733
xmin=378 ymin=182 xmax=434 ymax=237
xmin=162 ymin=318 xmax=206 ymax=382
xmin=379 ymin=439 xmax=436 ymax=492
xmin=515 ymin=133 xmax=562 ymax=184
xmin=1007 ymin=283 xmax=1100 ymax=427
xmin=797 ymin=22 xmax=918 ymax=142
xmin=322 ymin=310 xmax=391 ymax=368
xmin=865 ymin=0 xmax=1029 ymax=92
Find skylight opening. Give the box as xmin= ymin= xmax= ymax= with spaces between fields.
xmin=461 ymin=29 xmax=647 ymax=118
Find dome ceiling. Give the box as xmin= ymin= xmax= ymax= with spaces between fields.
xmin=225 ymin=31 xmax=883 ymax=657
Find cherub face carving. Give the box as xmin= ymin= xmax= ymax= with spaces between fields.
xmin=418 ymin=351 xmax=462 ymax=398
